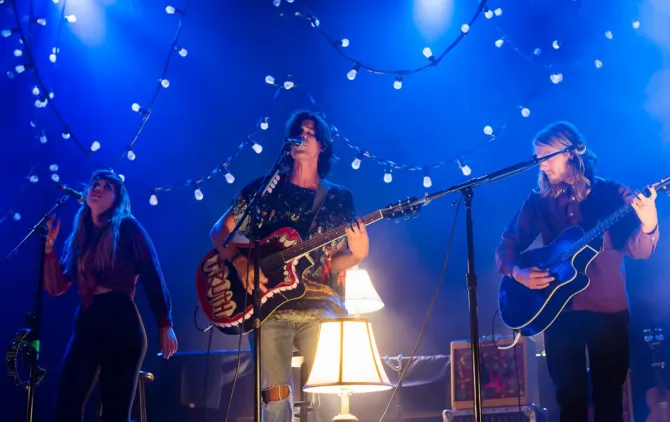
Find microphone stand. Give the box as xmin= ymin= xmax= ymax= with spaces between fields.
xmin=223 ymin=144 xmax=293 ymax=422
xmin=4 ymin=194 xmax=73 ymax=422
xmin=418 ymin=144 xmax=580 ymax=422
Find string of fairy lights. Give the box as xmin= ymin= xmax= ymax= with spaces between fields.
xmin=0 ymin=0 xmax=644 ymax=219
xmin=0 ymin=1 xmax=187 ymax=223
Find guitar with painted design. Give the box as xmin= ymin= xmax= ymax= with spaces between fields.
xmin=195 ymin=197 xmax=423 ymax=335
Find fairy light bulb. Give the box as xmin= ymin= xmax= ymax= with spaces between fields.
xmin=65 ymin=15 xmax=77 ymax=23
xmin=457 ymin=158 xmax=472 ymax=176
xmin=51 ymin=173 xmax=60 ymax=183
xmin=260 ymin=117 xmax=269 ymax=130
xmin=246 ymin=138 xmax=263 ymax=154
xmin=494 ymin=8 xmax=502 ymax=16
xmin=194 ymin=187 xmax=204 ymax=201
xmin=422 ymin=47 xmax=433 ymax=59
xmin=50 ymin=164 xmax=59 ymax=172
xmin=422 ymin=168 xmax=432 ymax=188
xmin=36 ymin=18 xmax=46 ymax=26
xmin=132 ymin=103 xmax=141 ymax=112
xmin=393 ymin=75 xmax=402 ymax=90
xmin=550 ymin=73 xmax=563 ymax=84
xmin=347 ymin=64 xmax=360 ymax=80
xmin=224 ymin=170 xmax=235 ymax=184
xmin=149 ymin=194 xmax=158 ymax=206
xmin=283 ymin=80 xmax=295 ymax=90
xmin=29 ymin=175 xmax=39 ymax=183
xmin=351 ymin=154 xmax=363 ymax=170
xmin=40 ymin=134 xmax=47 ymax=144
xmin=633 ymin=21 xmax=640 ymax=29
xmin=483 ymin=125 xmax=494 ymax=136
xmin=127 ymin=150 xmax=136 ymax=161
xmin=521 ymin=107 xmax=531 ymax=117
xmin=495 ymin=39 xmax=504 ymax=48
xmin=14 ymin=49 xmax=22 ymax=57
xmin=595 ymin=59 xmax=603 ymax=68
xmin=174 ymin=46 xmax=188 ymax=57
xmin=161 ymin=79 xmax=170 ymax=88
xmin=265 ymin=75 xmax=275 ymax=85
xmin=605 ymin=30 xmax=613 ymax=40
xmin=90 ymin=141 xmax=101 ymax=152
xmin=383 ymin=164 xmax=393 ymax=183
xmin=461 ymin=24 xmax=470 ymax=34
xmin=552 ymin=40 xmax=560 ymax=49
xmin=118 ymin=174 xmax=125 ymax=182
xmin=484 ymin=9 xmax=494 ymax=19
xmin=13 ymin=213 xmax=21 ymax=221
xmin=62 ymin=130 xmax=71 ymax=139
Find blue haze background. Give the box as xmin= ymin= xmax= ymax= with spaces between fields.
xmin=1 ymin=0 xmax=669 ymax=420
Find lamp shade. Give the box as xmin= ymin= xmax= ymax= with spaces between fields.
xmin=303 ymin=318 xmax=392 ymax=394
xmin=344 ymin=268 xmax=384 ymax=315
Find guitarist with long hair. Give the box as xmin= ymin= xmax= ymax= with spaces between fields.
xmin=495 ymin=121 xmax=660 ymax=422
xmin=209 ymin=110 xmax=369 ymax=422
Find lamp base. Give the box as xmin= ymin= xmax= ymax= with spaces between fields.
xmin=333 ymin=413 xmax=358 ymax=422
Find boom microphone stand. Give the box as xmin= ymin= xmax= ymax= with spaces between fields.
xmin=4 ymin=194 xmax=74 ymax=422
xmin=223 ymin=142 xmax=293 ymax=422
xmin=419 ymin=143 xmax=582 ymax=422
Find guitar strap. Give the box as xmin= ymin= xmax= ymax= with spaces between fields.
xmin=309 ymin=179 xmax=331 ymax=228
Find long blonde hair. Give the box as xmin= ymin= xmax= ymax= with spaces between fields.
xmin=533 ymin=121 xmax=598 ymax=201
xmin=62 ymin=170 xmax=132 ymax=280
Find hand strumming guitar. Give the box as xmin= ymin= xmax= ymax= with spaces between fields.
xmin=512 ymin=266 xmax=554 ymax=290
xmin=231 ymin=254 xmax=268 ymax=295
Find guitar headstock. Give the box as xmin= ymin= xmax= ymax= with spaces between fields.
xmin=652 ymin=176 xmax=670 ymax=196
xmin=644 ymin=328 xmax=665 ymax=367
xmin=381 ymin=196 xmax=425 ymax=222
xmin=645 ymin=328 xmax=664 ymax=346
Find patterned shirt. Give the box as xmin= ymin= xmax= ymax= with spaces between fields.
xmin=495 ymin=177 xmax=659 ymax=313
xmin=231 ymin=174 xmax=355 ymax=321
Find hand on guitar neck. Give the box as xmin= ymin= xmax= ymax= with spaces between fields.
xmin=231 ymin=254 xmax=268 ymax=295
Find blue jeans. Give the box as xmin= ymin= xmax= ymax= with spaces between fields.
xmin=249 ymin=319 xmax=339 ymax=422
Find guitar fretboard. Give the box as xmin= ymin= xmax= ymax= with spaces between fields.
xmin=265 ymin=210 xmax=384 ymax=264
xmin=560 ymin=202 xmax=633 ymax=261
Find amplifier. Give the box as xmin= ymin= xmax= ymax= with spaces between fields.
xmin=443 ymin=404 xmax=548 ymax=422
xmin=450 ymin=335 xmax=538 ymax=410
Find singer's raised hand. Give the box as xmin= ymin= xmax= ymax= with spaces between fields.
xmin=46 ymin=216 xmax=61 ymax=251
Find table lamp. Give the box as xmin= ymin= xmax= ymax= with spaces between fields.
xmin=344 ymin=267 xmax=384 ymax=316
xmin=303 ymin=318 xmax=392 ymax=421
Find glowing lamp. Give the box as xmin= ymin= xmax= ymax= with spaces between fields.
xmin=344 ymin=268 xmax=384 ymax=315
xmin=304 ymin=318 xmax=391 ymax=421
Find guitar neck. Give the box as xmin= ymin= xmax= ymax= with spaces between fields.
xmin=562 ymin=202 xmax=633 ymax=259
xmin=271 ymin=210 xmax=384 ymax=263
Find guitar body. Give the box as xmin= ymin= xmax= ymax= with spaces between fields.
xmin=195 ymin=227 xmax=309 ymax=335
xmin=646 ymin=387 xmax=670 ymax=422
xmin=498 ymin=225 xmax=601 ymax=336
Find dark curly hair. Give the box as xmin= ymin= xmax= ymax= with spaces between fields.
xmin=283 ymin=110 xmax=334 ymax=178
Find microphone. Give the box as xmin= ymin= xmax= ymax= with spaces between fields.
xmin=56 ymin=183 xmax=85 ymax=203
xmin=285 ymin=137 xmax=305 ymax=148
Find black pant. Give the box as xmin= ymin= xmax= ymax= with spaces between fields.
xmin=55 ymin=291 xmax=147 ymax=422
xmin=544 ymin=310 xmax=629 ymax=422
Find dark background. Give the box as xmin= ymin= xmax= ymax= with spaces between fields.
xmin=1 ymin=0 xmax=669 ymax=420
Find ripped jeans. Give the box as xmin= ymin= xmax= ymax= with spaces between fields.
xmin=249 ymin=319 xmax=339 ymax=422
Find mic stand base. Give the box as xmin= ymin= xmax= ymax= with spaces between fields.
xmin=4 ymin=195 xmax=72 ymax=422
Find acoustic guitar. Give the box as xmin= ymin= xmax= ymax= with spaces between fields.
xmin=195 ymin=197 xmax=422 ymax=335
xmin=498 ymin=176 xmax=669 ymax=337
xmin=645 ymin=328 xmax=669 ymax=422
